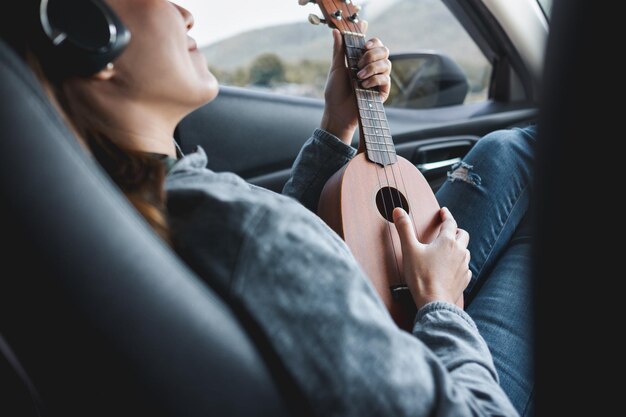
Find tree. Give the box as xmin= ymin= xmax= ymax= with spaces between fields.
xmin=248 ymin=53 xmax=286 ymax=86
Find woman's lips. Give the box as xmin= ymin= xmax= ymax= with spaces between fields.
xmin=188 ymin=38 xmax=198 ymax=51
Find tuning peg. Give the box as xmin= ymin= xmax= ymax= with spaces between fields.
xmin=298 ymin=0 xmax=315 ymax=5
xmin=348 ymin=13 xmax=359 ymax=23
xmin=333 ymin=9 xmax=343 ymax=20
xmin=354 ymin=5 xmax=362 ymax=12
xmin=308 ymin=14 xmax=327 ymax=25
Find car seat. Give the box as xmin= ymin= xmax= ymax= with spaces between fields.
xmin=0 ymin=37 xmax=293 ymax=417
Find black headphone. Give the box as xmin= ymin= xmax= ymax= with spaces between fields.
xmin=38 ymin=0 xmax=131 ymax=78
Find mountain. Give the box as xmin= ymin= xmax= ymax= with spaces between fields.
xmin=201 ymin=0 xmax=487 ymax=72
xmin=202 ymin=22 xmax=328 ymax=70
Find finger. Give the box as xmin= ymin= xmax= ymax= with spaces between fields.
xmin=361 ymin=74 xmax=391 ymax=89
xmin=358 ymin=46 xmax=390 ymax=68
xmin=464 ymin=249 xmax=471 ymax=267
xmin=364 ymin=37 xmax=384 ymax=49
xmin=438 ymin=207 xmax=458 ymax=240
xmin=465 ymin=269 xmax=472 ymax=287
xmin=455 ymin=228 xmax=470 ymax=248
xmin=330 ymin=29 xmax=346 ymax=71
xmin=357 ymin=60 xmax=391 ymax=80
xmin=393 ymin=208 xmax=423 ymax=254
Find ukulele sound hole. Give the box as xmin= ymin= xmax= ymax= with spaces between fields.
xmin=375 ymin=187 xmax=410 ymax=222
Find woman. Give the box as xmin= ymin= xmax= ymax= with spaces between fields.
xmin=2 ymin=1 xmax=534 ymax=416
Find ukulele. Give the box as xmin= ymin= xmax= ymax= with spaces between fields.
xmin=301 ymin=0 xmax=441 ymax=330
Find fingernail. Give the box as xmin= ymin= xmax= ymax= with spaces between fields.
xmin=357 ymin=69 xmax=366 ymax=78
xmin=362 ymin=80 xmax=371 ymax=88
xmin=365 ymin=41 xmax=374 ymax=48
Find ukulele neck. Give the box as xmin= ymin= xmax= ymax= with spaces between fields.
xmin=343 ymin=32 xmax=397 ymax=166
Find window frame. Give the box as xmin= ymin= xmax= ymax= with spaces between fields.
xmin=442 ymin=0 xmax=536 ymax=103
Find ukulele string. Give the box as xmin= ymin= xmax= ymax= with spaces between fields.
xmin=335 ymin=1 xmax=405 ymax=284
xmin=346 ymin=7 xmax=429 ymax=287
xmin=345 ymin=12 xmax=423 ymax=245
xmin=343 ymin=9 xmax=406 ymax=216
xmin=332 ymin=7 xmax=388 ymax=228
xmin=334 ymin=3 xmax=399 ymax=207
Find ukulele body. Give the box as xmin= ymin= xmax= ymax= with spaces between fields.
xmin=318 ymin=153 xmax=441 ymax=330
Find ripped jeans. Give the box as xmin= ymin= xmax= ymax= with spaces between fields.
xmin=435 ymin=125 xmax=536 ymax=416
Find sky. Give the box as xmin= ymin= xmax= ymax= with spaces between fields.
xmin=175 ymin=0 xmax=400 ymax=47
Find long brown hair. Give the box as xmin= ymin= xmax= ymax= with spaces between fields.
xmin=2 ymin=5 xmax=171 ymax=242
xmin=31 ymin=52 xmax=171 ymax=242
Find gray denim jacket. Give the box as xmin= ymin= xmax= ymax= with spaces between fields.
xmin=165 ymin=129 xmax=518 ymax=417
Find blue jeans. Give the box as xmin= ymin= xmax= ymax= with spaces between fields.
xmin=435 ymin=126 xmax=536 ymax=416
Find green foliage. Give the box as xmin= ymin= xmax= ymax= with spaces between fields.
xmin=208 ymin=64 xmax=248 ymax=86
xmin=284 ymin=59 xmax=328 ymax=96
xmin=249 ymin=53 xmax=286 ymax=86
xmin=210 ymin=55 xmax=329 ymax=98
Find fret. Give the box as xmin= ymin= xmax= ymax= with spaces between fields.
xmin=365 ymin=148 xmax=396 ymax=154
xmin=362 ymin=118 xmax=389 ymax=129
xmin=363 ymin=137 xmax=393 ymax=147
xmin=363 ymin=131 xmax=392 ymax=138
xmin=363 ymin=143 xmax=395 ymax=151
xmin=358 ymin=103 xmax=385 ymax=110
xmin=362 ymin=135 xmax=394 ymax=145
xmin=356 ymin=91 xmax=384 ymax=101
xmin=355 ymin=87 xmax=378 ymax=94
xmin=363 ymin=131 xmax=394 ymax=141
xmin=361 ymin=121 xmax=390 ymax=128
xmin=360 ymin=113 xmax=387 ymax=123
xmin=357 ymin=101 xmax=385 ymax=114
xmin=359 ymin=114 xmax=389 ymax=129
xmin=362 ymin=127 xmax=391 ymax=136
xmin=365 ymin=123 xmax=388 ymax=133
xmin=363 ymin=123 xmax=390 ymax=134
xmin=364 ymin=138 xmax=394 ymax=144
xmin=359 ymin=111 xmax=386 ymax=121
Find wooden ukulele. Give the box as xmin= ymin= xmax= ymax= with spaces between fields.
xmin=301 ymin=0 xmax=441 ymax=330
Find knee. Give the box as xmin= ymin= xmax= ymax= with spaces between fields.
xmin=470 ymin=127 xmax=536 ymax=166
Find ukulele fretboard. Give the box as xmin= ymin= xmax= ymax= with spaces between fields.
xmin=344 ymin=33 xmax=397 ymax=166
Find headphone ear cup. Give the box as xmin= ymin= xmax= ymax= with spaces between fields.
xmin=38 ymin=0 xmax=130 ymax=78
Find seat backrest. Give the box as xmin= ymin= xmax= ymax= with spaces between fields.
xmin=0 ymin=38 xmax=290 ymax=417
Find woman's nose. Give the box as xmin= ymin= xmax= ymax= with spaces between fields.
xmin=175 ymin=4 xmax=194 ymax=31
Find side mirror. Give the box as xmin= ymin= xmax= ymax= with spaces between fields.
xmin=387 ymin=52 xmax=470 ymax=109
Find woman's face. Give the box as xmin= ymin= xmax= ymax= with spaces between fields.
xmin=105 ymin=0 xmax=218 ymax=110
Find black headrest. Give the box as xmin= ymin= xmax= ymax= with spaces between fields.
xmin=0 ymin=38 xmax=289 ymax=416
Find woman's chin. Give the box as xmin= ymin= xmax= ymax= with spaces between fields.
xmin=200 ymin=70 xmax=219 ymax=98
xmin=200 ymin=75 xmax=220 ymax=103
xmin=186 ymin=71 xmax=219 ymax=107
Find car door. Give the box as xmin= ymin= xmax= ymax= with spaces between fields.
xmin=175 ymin=0 xmax=544 ymax=194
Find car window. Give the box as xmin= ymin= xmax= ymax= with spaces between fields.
xmin=177 ymin=0 xmax=491 ymax=108
xmin=537 ymin=0 xmax=553 ymax=18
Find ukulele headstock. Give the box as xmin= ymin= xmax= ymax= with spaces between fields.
xmin=299 ymin=0 xmax=364 ymax=34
